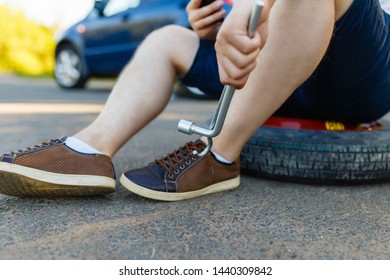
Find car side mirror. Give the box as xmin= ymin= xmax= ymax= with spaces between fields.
xmin=94 ymin=0 xmax=108 ymax=16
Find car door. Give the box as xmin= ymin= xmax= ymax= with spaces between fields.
xmin=81 ymin=0 xmax=189 ymax=76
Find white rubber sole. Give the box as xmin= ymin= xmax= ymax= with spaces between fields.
xmin=0 ymin=162 xmax=115 ymax=197
xmin=120 ymin=173 xmax=240 ymax=201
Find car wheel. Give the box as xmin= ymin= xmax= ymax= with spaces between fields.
xmin=240 ymin=119 xmax=390 ymax=185
xmin=55 ymin=45 xmax=88 ymax=89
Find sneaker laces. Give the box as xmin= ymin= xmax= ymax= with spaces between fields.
xmin=155 ymin=141 xmax=206 ymax=176
xmin=9 ymin=139 xmax=61 ymax=156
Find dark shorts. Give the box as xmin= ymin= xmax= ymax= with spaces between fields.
xmin=182 ymin=0 xmax=390 ymax=123
xmin=181 ymin=39 xmax=223 ymax=98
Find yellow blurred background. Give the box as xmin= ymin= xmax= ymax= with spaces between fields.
xmin=0 ymin=5 xmax=56 ymax=76
xmin=0 ymin=0 xmax=92 ymax=77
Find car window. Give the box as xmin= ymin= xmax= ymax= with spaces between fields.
xmin=103 ymin=0 xmax=141 ymax=17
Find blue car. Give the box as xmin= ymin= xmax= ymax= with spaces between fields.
xmin=55 ymin=0 xmax=190 ymax=89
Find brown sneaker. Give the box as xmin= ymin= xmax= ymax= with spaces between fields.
xmin=120 ymin=140 xmax=240 ymax=201
xmin=0 ymin=137 xmax=116 ymax=197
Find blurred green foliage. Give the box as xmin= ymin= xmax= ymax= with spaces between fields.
xmin=0 ymin=5 xmax=56 ymax=76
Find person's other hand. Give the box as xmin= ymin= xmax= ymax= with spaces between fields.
xmin=187 ymin=0 xmax=226 ymax=40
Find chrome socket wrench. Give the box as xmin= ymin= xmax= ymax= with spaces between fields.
xmin=178 ymin=0 xmax=265 ymax=157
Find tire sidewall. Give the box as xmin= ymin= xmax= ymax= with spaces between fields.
xmin=241 ymin=125 xmax=390 ymax=184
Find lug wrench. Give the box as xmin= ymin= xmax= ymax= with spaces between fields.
xmin=178 ymin=0 xmax=265 ymax=157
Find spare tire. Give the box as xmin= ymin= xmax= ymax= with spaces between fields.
xmin=240 ymin=120 xmax=390 ymax=185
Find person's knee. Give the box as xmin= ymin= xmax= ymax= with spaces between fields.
xmin=143 ymin=25 xmax=199 ymax=76
xmin=144 ymin=25 xmax=190 ymax=49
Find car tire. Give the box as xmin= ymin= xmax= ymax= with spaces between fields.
xmin=55 ymin=44 xmax=88 ymax=89
xmin=240 ymin=121 xmax=390 ymax=185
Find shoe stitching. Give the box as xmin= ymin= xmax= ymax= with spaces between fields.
xmin=8 ymin=139 xmax=62 ymax=157
xmin=155 ymin=141 xmax=206 ymax=178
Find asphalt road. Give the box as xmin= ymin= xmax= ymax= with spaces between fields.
xmin=0 ymin=75 xmax=389 ymax=260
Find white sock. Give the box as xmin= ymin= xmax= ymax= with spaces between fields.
xmin=65 ymin=136 xmax=102 ymax=154
xmin=211 ymin=150 xmax=232 ymax=164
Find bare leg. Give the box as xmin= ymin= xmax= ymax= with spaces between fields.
xmin=210 ymin=0 xmax=336 ymax=161
xmin=74 ymin=26 xmax=200 ymax=157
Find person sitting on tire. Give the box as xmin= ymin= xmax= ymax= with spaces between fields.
xmin=0 ymin=0 xmax=389 ymax=201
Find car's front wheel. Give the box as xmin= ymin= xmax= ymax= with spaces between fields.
xmin=55 ymin=45 xmax=88 ymax=89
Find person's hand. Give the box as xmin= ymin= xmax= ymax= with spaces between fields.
xmin=215 ymin=1 xmax=264 ymax=89
xmin=187 ymin=0 xmax=226 ymax=40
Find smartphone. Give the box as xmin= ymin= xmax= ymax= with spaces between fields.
xmin=200 ymin=0 xmax=216 ymax=7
